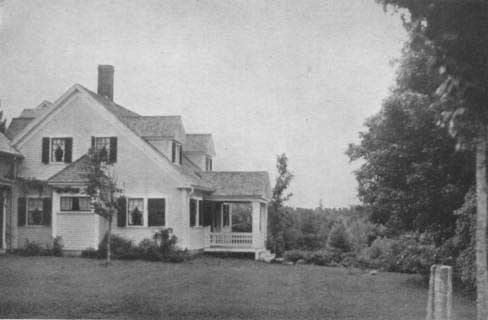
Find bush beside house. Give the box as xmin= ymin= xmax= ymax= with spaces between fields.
xmin=81 ymin=229 xmax=186 ymax=263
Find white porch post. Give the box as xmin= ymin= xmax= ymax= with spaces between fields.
xmin=220 ymin=203 xmax=224 ymax=231
xmin=1 ymin=195 xmax=5 ymax=250
xmin=51 ymin=191 xmax=59 ymax=239
xmin=229 ymin=204 xmax=233 ymax=230
xmin=251 ymin=201 xmax=260 ymax=250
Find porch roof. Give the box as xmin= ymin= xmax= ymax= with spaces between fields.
xmin=47 ymin=155 xmax=92 ymax=184
xmin=0 ymin=132 xmax=22 ymax=158
xmin=201 ymin=171 xmax=271 ymax=201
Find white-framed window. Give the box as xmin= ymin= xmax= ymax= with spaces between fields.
xmin=27 ymin=198 xmax=44 ymax=225
xmin=60 ymin=196 xmax=91 ymax=212
xmin=94 ymin=137 xmax=111 ymax=161
xmin=127 ymin=198 xmax=144 ymax=226
xmin=260 ymin=203 xmax=266 ymax=231
xmin=51 ymin=138 xmax=66 ymax=162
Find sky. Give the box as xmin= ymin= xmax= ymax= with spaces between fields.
xmin=0 ymin=0 xmax=407 ymax=209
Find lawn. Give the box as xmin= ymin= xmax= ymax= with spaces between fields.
xmin=0 ymin=255 xmax=475 ymax=319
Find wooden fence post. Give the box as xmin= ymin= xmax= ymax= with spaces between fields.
xmin=426 ymin=264 xmax=452 ymax=320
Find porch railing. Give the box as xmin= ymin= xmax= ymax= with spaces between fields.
xmin=207 ymin=232 xmax=252 ymax=248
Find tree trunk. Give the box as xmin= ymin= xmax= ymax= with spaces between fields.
xmin=106 ymin=220 xmax=112 ymax=264
xmin=476 ymin=126 xmax=488 ymax=320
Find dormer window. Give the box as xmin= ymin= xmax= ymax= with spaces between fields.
xmin=206 ymin=156 xmax=212 ymax=171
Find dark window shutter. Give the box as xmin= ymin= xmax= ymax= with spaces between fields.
xmin=148 ymin=198 xmax=165 ymax=226
xmin=64 ymin=138 xmax=73 ymax=163
xmin=117 ymin=196 xmax=127 ymax=227
xmin=179 ymin=145 xmax=183 ymax=165
xmin=43 ymin=198 xmax=52 ymax=226
xmin=210 ymin=158 xmax=212 ymax=171
xmin=42 ymin=138 xmax=50 ymax=164
xmin=91 ymin=136 xmax=95 ymax=148
xmin=189 ymin=199 xmax=196 ymax=227
xmin=198 ymin=200 xmax=204 ymax=226
xmin=171 ymin=142 xmax=176 ymax=162
xmin=109 ymin=137 xmax=117 ymax=163
xmin=17 ymin=197 xmax=26 ymax=226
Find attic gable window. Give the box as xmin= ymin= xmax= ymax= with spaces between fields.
xmin=42 ymin=137 xmax=72 ymax=163
xmin=92 ymin=136 xmax=117 ymax=163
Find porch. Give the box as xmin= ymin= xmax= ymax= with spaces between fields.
xmin=191 ymin=199 xmax=270 ymax=258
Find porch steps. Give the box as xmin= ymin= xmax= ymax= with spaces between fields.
xmin=257 ymin=249 xmax=275 ymax=262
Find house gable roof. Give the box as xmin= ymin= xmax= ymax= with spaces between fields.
xmin=184 ymin=134 xmax=216 ymax=156
xmin=201 ymin=171 xmax=271 ymax=200
xmin=11 ymin=84 xmax=205 ymax=188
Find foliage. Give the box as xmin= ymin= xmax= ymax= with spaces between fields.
xmin=268 ymin=153 xmax=293 ymax=255
xmin=17 ymin=177 xmax=49 ymax=196
xmin=82 ymin=230 xmax=184 ymax=263
xmin=52 ymin=236 xmax=64 ymax=257
xmin=84 ymin=148 xmax=124 ymax=263
xmin=98 ymin=233 xmax=134 ymax=260
xmin=358 ymin=233 xmax=440 ymax=279
xmin=347 ymin=90 xmax=473 ymax=240
xmin=283 ymin=249 xmax=344 ymax=267
xmin=327 ymin=223 xmax=351 ymax=252
xmin=80 ymin=247 xmax=100 ymax=259
xmin=447 ymin=187 xmax=477 ymax=294
xmin=20 ymin=240 xmax=44 ymax=256
xmin=373 ymin=2 xmax=488 ymax=314
xmin=15 ymin=237 xmax=64 ymax=257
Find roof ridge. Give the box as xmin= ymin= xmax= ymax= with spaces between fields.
xmin=122 ymin=115 xmax=181 ymax=119
xmin=203 ymin=171 xmax=269 ymax=174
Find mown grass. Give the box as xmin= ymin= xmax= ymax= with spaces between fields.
xmin=0 ymin=255 xmax=475 ymax=319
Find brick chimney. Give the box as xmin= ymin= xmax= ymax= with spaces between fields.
xmin=97 ymin=65 xmax=114 ymax=101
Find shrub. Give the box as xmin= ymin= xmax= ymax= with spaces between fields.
xmin=51 ymin=236 xmax=64 ymax=257
xmin=358 ymin=233 xmax=440 ymax=278
xmin=284 ymin=250 xmax=311 ymax=263
xmin=327 ymin=223 xmax=351 ymax=252
xmin=81 ymin=247 xmax=100 ymax=259
xmin=98 ymin=233 xmax=135 ymax=259
xmin=359 ymin=237 xmax=401 ymax=271
xmin=21 ymin=240 xmax=43 ymax=256
xmin=83 ymin=229 xmax=185 ymax=263
xmin=309 ymin=249 xmax=342 ymax=266
xmin=153 ymin=229 xmax=179 ymax=261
